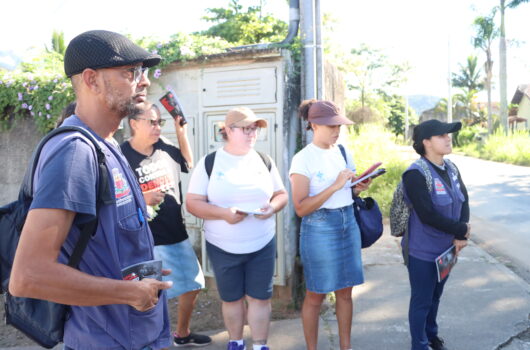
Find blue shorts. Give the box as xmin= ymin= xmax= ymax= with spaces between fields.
xmin=300 ymin=205 xmax=364 ymax=294
xmin=154 ymin=239 xmax=205 ymax=299
xmin=206 ymin=237 xmax=276 ymax=302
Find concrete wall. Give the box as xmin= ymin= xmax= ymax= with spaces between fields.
xmin=1 ymin=117 xmax=42 ymax=204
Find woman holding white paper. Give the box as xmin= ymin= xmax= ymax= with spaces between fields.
xmin=289 ymin=99 xmax=371 ymax=350
xmin=186 ymin=107 xmax=288 ymax=350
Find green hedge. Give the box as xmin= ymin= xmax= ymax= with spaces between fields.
xmin=0 ymin=72 xmax=74 ymax=132
xmin=457 ymin=129 xmax=530 ymax=166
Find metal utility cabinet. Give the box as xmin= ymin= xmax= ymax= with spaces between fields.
xmin=147 ymin=48 xmax=300 ymax=294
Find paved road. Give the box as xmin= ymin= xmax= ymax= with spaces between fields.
xmin=449 ymin=154 xmax=530 ymax=283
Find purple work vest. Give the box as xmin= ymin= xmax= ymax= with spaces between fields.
xmin=403 ymin=158 xmax=465 ymax=262
xmin=48 ymin=117 xmax=170 ymax=350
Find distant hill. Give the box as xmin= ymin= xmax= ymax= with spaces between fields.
xmin=407 ymin=95 xmax=441 ymax=116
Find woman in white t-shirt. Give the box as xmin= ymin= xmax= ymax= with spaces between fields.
xmin=186 ymin=107 xmax=288 ymax=350
xmin=289 ymin=100 xmax=371 ymax=350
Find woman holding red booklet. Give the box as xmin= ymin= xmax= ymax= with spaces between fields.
xmin=289 ymin=99 xmax=371 ymax=350
xmin=403 ymin=119 xmax=470 ymax=350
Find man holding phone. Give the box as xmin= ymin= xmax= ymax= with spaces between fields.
xmin=121 ymin=103 xmax=211 ymax=348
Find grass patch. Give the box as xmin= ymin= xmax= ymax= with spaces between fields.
xmin=344 ymin=124 xmax=408 ymax=217
xmin=457 ymin=129 xmax=530 ymax=166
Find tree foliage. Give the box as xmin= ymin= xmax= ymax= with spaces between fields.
xmin=200 ymin=0 xmax=288 ymax=45
xmin=48 ymin=30 xmax=66 ymax=56
xmin=385 ymin=94 xmax=417 ymax=136
xmin=0 ymin=0 xmax=294 ymax=133
xmin=452 ymin=55 xmax=484 ymax=93
xmin=345 ymin=44 xmax=409 ymax=110
xmin=472 ymin=14 xmax=498 ymax=133
xmin=450 ymin=55 xmax=485 ymax=125
xmin=0 ymin=30 xmax=73 ymax=132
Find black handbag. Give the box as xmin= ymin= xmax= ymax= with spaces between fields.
xmin=353 ymin=196 xmax=383 ymax=248
xmin=4 ymin=216 xmax=99 ymax=348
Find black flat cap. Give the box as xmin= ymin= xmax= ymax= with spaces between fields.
xmin=413 ymin=119 xmax=462 ymax=143
xmin=64 ymin=30 xmax=161 ymax=77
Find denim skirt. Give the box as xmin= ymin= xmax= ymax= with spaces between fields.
xmin=300 ymin=205 xmax=364 ymax=294
xmin=154 ymin=239 xmax=205 ymax=299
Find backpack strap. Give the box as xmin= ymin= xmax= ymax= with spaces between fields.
xmin=22 ymin=126 xmax=111 ymax=269
xmin=204 ymin=151 xmax=217 ymax=179
xmin=444 ymin=158 xmax=459 ymax=177
xmin=415 ymin=158 xmax=434 ymax=193
xmin=22 ymin=126 xmax=107 ymax=199
xmin=338 ymin=144 xmax=347 ymax=165
xmin=257 ymin=151 xmax=272 ymax=171
xmin=205 ymin=150 xmax=272 ymax=179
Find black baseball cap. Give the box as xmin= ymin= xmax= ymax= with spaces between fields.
xmin=64 ymin=30 xmax=161 ymax=77
xmin=413 ymin=119 xmax=462 ymax=143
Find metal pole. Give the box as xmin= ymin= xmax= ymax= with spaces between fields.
xmin=499 ymin=0 xmax=508 ymax=133
xmin=404 ymin=95 xmax=409 ymax=140
xmin=301 ymin=0 xmax=316 ymax=101
xmin=447 ymin=35 xmax=452 ymax=123
xmin=301 ymin=0 xmax=316 ymax=145
xmin=315 ymin=0 xmax=324 ymax=100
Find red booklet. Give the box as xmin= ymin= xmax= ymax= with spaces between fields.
xmin=350 ymin=162 xmax=383 ymax=186
xmin=159 ymin=89 xmax=187 ymax=126
xmin=436 ymin=245 xmax=458 ymax=282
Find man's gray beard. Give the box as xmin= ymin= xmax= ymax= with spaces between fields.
xmin=103 ymin=77 xmax=141 ymax=119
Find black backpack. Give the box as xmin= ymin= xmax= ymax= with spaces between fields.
xmin=204 ymin=150 xmax=272 ymax=178
xmin=0 ymin=126 xmax=112 ymax=348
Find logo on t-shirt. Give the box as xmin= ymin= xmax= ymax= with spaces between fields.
xmin=434 ymin=178 xmax=447 ymax=195
xmin=112 ymin=168 xmax=132 ymax=205
xmin=215 ymin=171 xmax=225 ymax=181
xmin=134 ymin=159 xmax=175 ymax=193
xmin=315 ymin=171 xmax=325 ymax=182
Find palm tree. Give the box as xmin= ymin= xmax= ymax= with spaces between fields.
xmin=454 ymin=89 xmax=480 ymax=124
xmin=499 ymin=0 xmax=529 ymax=132
xmin=452 ymin=55 xmax=484 ymax=93
xmin=452 ymin=55 xmax=484 ymax=120
xmin=473 ymin=15 xmax=499 ymax=134
xmin=51 ymin=30 xmax=66 ymax=56
xmin=45 ymin=30 xmax=66 ymax=56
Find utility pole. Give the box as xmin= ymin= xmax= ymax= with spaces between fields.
xmin=315 ymin=0 xmax=324 ymax=100
xmin=447 ymin=34 xmax=453 ymax=123
xmin=404 ymin=95 xmax=409 ymax=140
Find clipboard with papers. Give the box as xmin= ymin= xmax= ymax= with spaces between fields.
xmin=350 ymin=162 xmax=386 ymax=186
xmin=350 ymin=168 xmax=386 ymax=186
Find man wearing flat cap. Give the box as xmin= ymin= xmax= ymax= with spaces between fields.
xmin=10 ymin=30 xmax=172 ymax=349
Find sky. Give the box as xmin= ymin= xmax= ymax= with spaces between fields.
xmin=1 ymin=0 xmax=529 ymax=99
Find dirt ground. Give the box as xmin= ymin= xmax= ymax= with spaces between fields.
xmin=0 ymin=289 xmax=300 ymax=348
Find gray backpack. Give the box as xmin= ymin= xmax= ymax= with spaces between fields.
xmin=389 ymin=158 xmax=457 ymax=237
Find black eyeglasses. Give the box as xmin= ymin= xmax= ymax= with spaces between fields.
xmin=230 ymin=126 xmax=260 ymax=135
xmin=135 ymin=118 xmax=166 ymax=127
xmin=124 ymin=66 xmax=149 ymax=83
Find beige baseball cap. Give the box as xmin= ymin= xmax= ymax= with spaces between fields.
xmin=224 ymin=107 xmax=267 ymax=128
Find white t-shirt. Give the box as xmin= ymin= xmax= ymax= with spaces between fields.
xmin=187 ymin=148 xmax=285 ymax=254
xmin=289 ymin=143 xmax=356 ymax=210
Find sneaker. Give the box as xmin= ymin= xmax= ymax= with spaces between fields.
xmin=226 ymin=341 xmax=246 ymax=350
xmin=173 ymin=332 xmax=212 ymax=347
xmin=258 ymin=347 xmax=269 ymax=350
xmin=429 ymin=336 xmax=448 ymax=350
